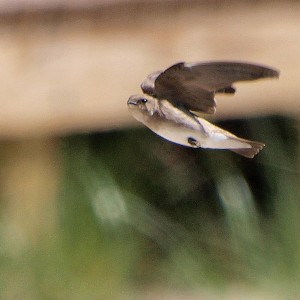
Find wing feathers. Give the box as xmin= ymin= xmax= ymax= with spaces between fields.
xmin=153 ymin=61 xmax=279 ymax=114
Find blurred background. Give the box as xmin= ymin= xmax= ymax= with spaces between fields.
xmin=0 ymin=0 xmax=299 ymax=299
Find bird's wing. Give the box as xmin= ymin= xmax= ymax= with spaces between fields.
xmin=154 ymin=61 xmax=279 ymax=114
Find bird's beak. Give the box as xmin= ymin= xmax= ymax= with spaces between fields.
xmin=127 ymin=98 xmax=138 ymax=106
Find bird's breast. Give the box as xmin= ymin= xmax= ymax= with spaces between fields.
xmin=145 ymin=113 xmax=206 ymax=148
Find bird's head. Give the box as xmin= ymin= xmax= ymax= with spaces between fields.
xmin=127 ymin=94 xmax=158 ymax=123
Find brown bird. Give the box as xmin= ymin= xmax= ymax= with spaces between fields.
xmin=127 ymin=61 xmax=279 ymax=158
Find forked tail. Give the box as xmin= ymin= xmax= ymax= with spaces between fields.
xmin=230 ymin=139 xmax=265 ymax=158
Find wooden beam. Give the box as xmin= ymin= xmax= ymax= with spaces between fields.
xmin=0 ymin=1 xmax=299 ymax=138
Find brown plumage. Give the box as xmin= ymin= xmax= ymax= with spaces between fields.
xmin=129 ymin=61 xmax=279 ymax=158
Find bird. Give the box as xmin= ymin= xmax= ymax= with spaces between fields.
xmin=127 ymin=61 xmax=279 ymax=158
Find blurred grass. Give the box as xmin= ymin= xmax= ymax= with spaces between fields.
xmin=0 ymin=115 xmax=300 ymax=299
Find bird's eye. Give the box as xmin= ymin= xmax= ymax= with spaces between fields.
xmin=140 ymin=98 xmax=148 ymax=104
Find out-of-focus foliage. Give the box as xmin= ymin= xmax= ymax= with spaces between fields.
xmin=0 ymin=116 xmax=300 ymax=299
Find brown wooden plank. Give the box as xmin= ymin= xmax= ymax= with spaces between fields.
xmin=0 ymin=1 xmax=298 ymax=138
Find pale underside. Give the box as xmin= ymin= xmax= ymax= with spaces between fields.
xmin=144 ymin=100 xmax=252 ymax=150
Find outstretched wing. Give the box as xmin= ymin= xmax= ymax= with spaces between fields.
xmin=154 ymin=61 xmax=279 ymax=114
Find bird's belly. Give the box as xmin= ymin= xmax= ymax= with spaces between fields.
xmin=148 ymin=121 xmax=205 ymax=147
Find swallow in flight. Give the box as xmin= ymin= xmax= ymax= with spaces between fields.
xmin=127 ymin=61 xmax=279 ymax=158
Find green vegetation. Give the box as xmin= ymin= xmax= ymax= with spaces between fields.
xmin=0 ymin=116 xmax=299 ymax=299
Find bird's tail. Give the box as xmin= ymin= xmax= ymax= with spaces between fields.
xmin=230 ymin=139 xmax=265 ymax=158
xmin=195 ymin=117 xmax=265 ymax=158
